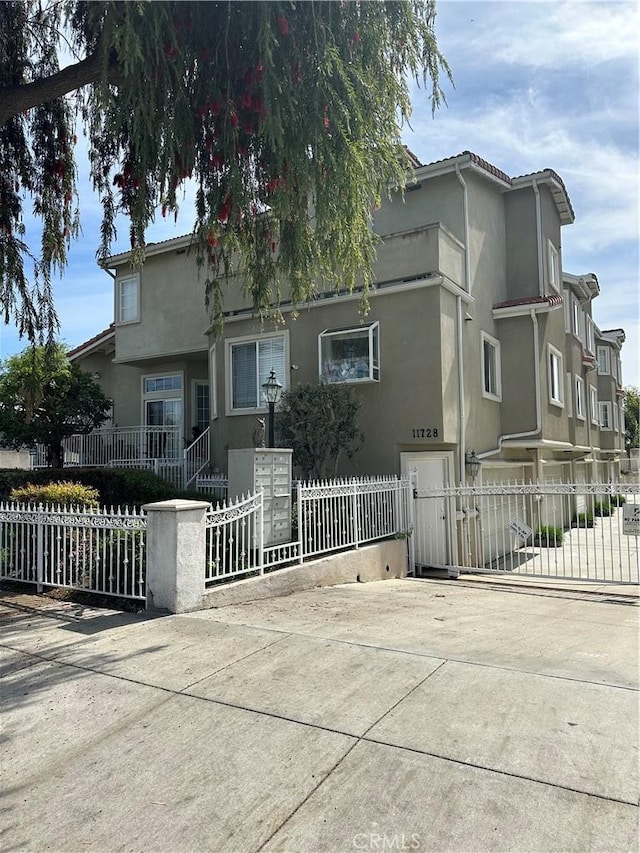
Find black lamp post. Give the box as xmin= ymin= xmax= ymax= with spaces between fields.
xmin=261 ymin=369 xmax=283 ymax=448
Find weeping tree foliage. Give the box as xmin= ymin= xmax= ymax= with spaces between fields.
xmin=0 ymin=343 xmax=112 ymax=467
xmin=0 ymin=1 xmax=450 ymax=342
xmin=623 ymin=387 xmax=639 ymax=450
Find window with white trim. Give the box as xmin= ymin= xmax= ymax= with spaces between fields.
xmin=193 ymin=381 xmax=210 ymax=433
xmin=208 ymin=344 xmax=218 ymax=420
xmin=574 ymin=375 xmax=585 ymax=420
xmin=142 ymin=372 xmax=183 ymax=458
xmin=117 ymin=275 xmax=140 ymax=324
xmin=589 ymin=386 xmax=598 ymax=425
xmin=227 ymin=333 xmax=286 ymax=412
xmin=586 ymin=317 xmax=595 ymax=354
xmin=597 ymin=346 xmax=610 ymax=374
xmin=599 ymin=401 xmax=612 ymax=430
xmin=620 ymin=404 xmax=625 ymax=436
xmin=571 ymin=296 xmax=582 ymax=341
xmin=547 ymin=344 xmax=564 ymax=407
xmin=319 ymin=323 xmax=379 ymax=384
xmin=547 ymin=241 xmax=560 ymax=293
xmin=481 ymin=332 xmax=501 ymax=401
xmin=613 ymin=403 xmax=619 ymax=432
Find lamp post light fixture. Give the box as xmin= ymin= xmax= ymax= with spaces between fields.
xmin=465 ymin=449 xmax=481 ymax=482
xmin=261 ymin=369 xmax=283 ymax=448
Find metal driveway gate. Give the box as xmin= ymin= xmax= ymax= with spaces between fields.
xmin=412 ymin=482 xmax=639 ymax=585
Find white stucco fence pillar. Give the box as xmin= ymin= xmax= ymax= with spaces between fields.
xmin=143 ymin=499 xmax=210 ymax=613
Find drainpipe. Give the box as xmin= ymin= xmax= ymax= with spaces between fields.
xmin=455 ymin=165 xmax=471 ymax=483
xmin=532 ymin=180 xmax=544 ymax=298
xmin=478 ymin=308 xmax=542 ymax=460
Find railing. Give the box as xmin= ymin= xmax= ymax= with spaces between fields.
xmin=0 ymin=502 xmax=147 ymax=600
xmin=196 ymin=475 xmax=229 ymax=503
xmin=184 ymin=427 xmax=210 ymax=489
xmin=413 ymin=481 xmax=639 ymax=584
xmin=204 ymin=476 xmax=412 ymax=586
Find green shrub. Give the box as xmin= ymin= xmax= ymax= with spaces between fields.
xmin=534 ymin=526 xmax=563 ymax=547
xmin=610 ymin=495 xmax=626 ymax=507
xmin=572 ymin=512 xmax=594 ymax=528
xmin=10 ymin=481 xmax=100 ymax=507
xmin=593 ymin=501 xmax=613 ymax=517
xmin=0 ymin=467 xmax=181 ymax=508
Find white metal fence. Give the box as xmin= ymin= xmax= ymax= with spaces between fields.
xmin=0 ymin=502 xmax=147 ymax=600
xmin=413 ymin=481 xmax=639 ymax=585
xmin=205 ymin=476 xmax=412 ymax=585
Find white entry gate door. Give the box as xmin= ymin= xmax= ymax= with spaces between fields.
xmin=401 ymin=452 xmax=454 ymax=572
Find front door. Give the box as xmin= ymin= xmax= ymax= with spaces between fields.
xmin=145 ymin=398 xmax=182 ymax=458
xmin=401 ymin=452 xmax=452 ymax=568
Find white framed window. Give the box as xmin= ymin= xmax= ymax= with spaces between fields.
xmin=117 ymin=274 xmax=140 ymax=324
xmin=620 ymin=404 xmax=625 ymax=435
xmin=597 ymin=346 xmax=610 ymax=375
xmin=574 ymin=375 xmax=585 ymax=420
xmin=586 ymin=316 xmax=595 ymax=354
xmin=144 ymin=374 xmax=182 ymax=393
xmin=547 ymin=240 xmax=560 ymax=293
xmin=599 ymin=401 xmax=612 ymax=430
xmin=613 ymin=403 xmax=619 ymax=432
xmin=226 ymin=332 xmax=287 ymax=413
xmin=547 ymin=344 xmax=564 ymax=407
xmin=480 ymin=332 xmax=501 ymax=401
xmin=142 ymin=371 xmax=184 ymax=458
xmin=319 ymin=322 xmax=379 ymax=384
xmin=571 ymin=296 xmax=582 ymax=341
xmin=589 ymin=386 xmax=598 ymax=425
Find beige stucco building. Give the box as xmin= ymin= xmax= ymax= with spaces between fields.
xmin=70 ymin=150 xmax=627 ymax=492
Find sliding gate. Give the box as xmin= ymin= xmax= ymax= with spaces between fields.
xmin=413 ymin=482 xmax=639 ymax=585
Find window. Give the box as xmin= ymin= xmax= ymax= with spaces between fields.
xmin=613 ymin=403 xmax=619 ymax=432
xmin=589 ymin=386 xmax=598 ymax=425
xmin=599 ymin=401 xmax=612 ymax=430
xmin=117 ymin=275 xmax=139 ymax=324
xmin=571 ymin=296 xmax=582 ymax=341
xmin=319 ymin=323 xmax=379 ymax=384
xmin=227 ymin=333 xmax=286 ymax=412
xmin=547 ymin=344 xmax=564 ymax=407
xmin=193 ymin=382 xmax=210 ymax=433
xmin=208 ymin=344 xmax=218 ymax=420
xmin=144 ymin=375 xmax=182 ymax=393
xmin=597 ymin=346 xmax=610 ymax=374
xmin=547 ymin=241 xmax=560 ymax=292
xmin=565 ymin=373 xmax=573 ymax=417
xmin=574 ymin=375 xmax=585 ymax=420
xmin=586 ymin=317 xmax=595 ymax=354
xmin=480 ymin=332 xmax=501 ymax=401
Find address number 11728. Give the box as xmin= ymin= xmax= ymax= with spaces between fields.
xmin=411 ymin=428 xmax=439 ymax=439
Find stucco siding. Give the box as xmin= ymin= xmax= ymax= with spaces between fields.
xmin=505 ymin=189 xmax=539 ymax=301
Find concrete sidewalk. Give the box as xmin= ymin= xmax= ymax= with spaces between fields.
xmin=1 ymin=578 xmax=638 ymax=852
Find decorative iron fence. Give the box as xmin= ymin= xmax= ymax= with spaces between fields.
xmin=413 ymin=481 xmax=639 ymax=584
xmin=204 ymin=476 xmax=412 ymax=586
xmin=0 ymin=502 xmax=147 ymax=600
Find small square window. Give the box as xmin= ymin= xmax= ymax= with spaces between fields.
xmin=117 ymin=275 xmax=139 ymax=324
xmin=548 ymin=344 xmax=564 ymax=407
xmin=319 ymin=323 xmax=379 ymax=384
xmin=481 ymin=332 xmax=501 ymax=401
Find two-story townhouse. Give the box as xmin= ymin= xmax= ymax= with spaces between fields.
xmin=69 ymin=151 xmax=625 ymax=501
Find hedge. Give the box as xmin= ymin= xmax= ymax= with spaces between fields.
xmin=0 ymin=468 xmax=200 ymax=508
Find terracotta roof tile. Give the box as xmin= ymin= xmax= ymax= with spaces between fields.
xmin=68 ymin=323 xmax=115 ymax=359
xmin=493 ymin=294 xmax=564 ymax=310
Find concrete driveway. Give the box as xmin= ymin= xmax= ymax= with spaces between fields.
xmin=1 ymin=578 xmax=638 ymax=852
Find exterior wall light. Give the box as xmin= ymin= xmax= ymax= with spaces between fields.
xmin=261 ymin=369 xmax=283 ymax=448
xmin=465 ymin=449 xmax=481 ymax=481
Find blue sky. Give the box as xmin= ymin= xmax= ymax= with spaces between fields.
xmin=2 ymin=0 xmax=638 ymax=386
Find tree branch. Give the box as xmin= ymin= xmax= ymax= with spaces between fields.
xmin=0 ymin=49 xmax=118 ymax=125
